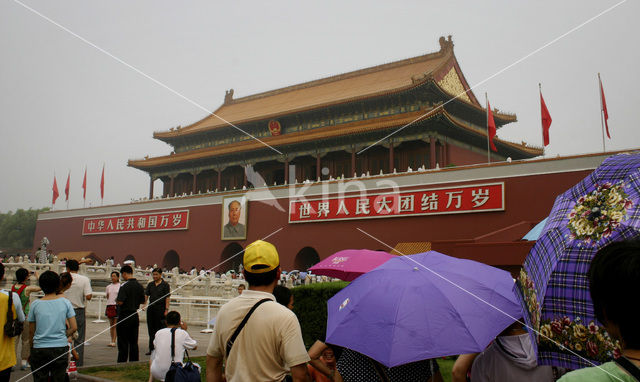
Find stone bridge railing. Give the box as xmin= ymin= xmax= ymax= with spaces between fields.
xmin=1 ymin=260 xmax=338 ymax=298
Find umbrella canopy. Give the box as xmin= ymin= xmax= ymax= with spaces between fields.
xmin=325 ymin=251 xmax=522 ymax=367
xmin=522 ymin=218 xmax=549 ymax=241
xmin=309 ymin=249 xmax=396 ymax=281
xmin=515 ymin=152 xmax=640 ymax=369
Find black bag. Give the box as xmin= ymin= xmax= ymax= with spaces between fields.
xmin=4 ymin=291 xmax=23 ymax=338
xmin=165 ymin=328 xmax=200 ymax=382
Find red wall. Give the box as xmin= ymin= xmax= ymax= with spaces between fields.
xmin=448 ymin=143 xmax=494 ymax=166
xmin=34 ymin=169 xmax=591 ymax=271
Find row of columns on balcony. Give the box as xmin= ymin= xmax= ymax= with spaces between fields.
xmin=151 ymin=137 xmax=446 ymax=199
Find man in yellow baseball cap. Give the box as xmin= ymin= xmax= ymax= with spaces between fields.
xmin=206 ymin=240 xmax=311 ymax=382
xmin=242 ymin=240 xmax=280 ymax=273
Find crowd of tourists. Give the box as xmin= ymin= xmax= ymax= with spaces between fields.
xmin=200 ymin=239 xmax=640 ymax=382
xmin=1 ymin=239 xmax=636 ymax=381
xmin=0 ymin=256 xmax=196 ymax=381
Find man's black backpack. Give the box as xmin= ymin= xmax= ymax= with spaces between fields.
xmin=4 ymin=291 xmax=23 ymax=338
xmin=165 ymin=328 xmax=200 ymax=382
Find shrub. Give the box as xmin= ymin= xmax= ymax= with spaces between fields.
xmin=292 ymin=281 xmax=348 ymax=348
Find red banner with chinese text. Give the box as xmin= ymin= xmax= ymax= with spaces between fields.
xmin=82 ymin=210 xmax=189 ymax=235
xmin=289 ymin=183 xmax=504 ymax=223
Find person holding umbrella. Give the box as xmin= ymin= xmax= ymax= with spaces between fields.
xmin=336 ymin=348 xmax=442 ymax=382
xmin=515 ymin=152 xmax=640 ymax=369
xmin=325 ymin=251 xmax=524 ymax=368
xmin=470 ymin=320 xmax=555 ymax=381
xmin=558 ymin=241 xmax=640 ymax=381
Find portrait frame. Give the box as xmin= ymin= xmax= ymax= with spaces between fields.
xmin=221 ymin=195 xmax=248 ymax=240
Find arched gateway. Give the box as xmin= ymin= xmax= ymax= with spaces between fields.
xmin=162 ymin=250 xmax=180 ymax=270
xmin=219 ymin=243 xmax=243 ymax=273
xmin=294 ymin=247 xmax=320 ymax=271
xmin=124 ymin=254 xmax=136 ymax=264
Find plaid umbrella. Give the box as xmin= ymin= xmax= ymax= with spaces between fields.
xmin=514 ymin=152 xmax=640 ymax=369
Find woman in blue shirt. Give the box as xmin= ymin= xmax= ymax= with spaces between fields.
xmin=28 ymin=271 xmax=77 ymax=382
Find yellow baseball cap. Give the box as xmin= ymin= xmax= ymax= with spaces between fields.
xmin=243 ymin=240 xmax=280 ymax=273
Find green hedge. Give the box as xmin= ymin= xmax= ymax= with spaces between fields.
xmin=292 ymin=281 xmax=348 ymax=348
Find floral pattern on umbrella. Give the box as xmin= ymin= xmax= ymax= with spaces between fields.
xmin=567 ymin=181 xmax=633 ymax=245
xmin=515 ymin=152 xmax=640 ymax=369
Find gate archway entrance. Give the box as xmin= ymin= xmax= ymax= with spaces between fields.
xmin=162 ymin=250 xmax=180 ymax=270
xmin=123 ymin=254 xmax=136 ymax=265
xmin=294 ymin=247 xmax=320 ymax=271
xmin=220 ymin=243 xmax=243 ymax=273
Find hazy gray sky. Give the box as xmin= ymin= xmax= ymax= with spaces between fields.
xmin=1 ymin=0 xmax=638 ymax=213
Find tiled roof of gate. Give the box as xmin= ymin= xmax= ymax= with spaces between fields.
xmin=153 ymin=36 xmax=512 ymax=140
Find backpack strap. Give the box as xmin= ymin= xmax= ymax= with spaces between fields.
xmin=614 ymin=357 xmax=640 ymax=381
xmin=225 ymin=298 xmax=271 ymax=358
xmin=12 ymin=285 xmax=27 ymax=309
xmin=170 ymin=327 xmax=177 ymax=363
xmin=5 ymin=291 xmax=13 ymax=323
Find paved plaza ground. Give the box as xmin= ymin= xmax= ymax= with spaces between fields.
xmin=10 ymin=319 xmax=213 ymax=382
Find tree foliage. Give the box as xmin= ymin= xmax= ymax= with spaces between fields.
xmin=0 ymin=208 xmax=49 ymax=250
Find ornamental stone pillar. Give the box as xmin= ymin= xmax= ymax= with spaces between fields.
xmin=192 ymin=171 xmax=198 ymax=194
xmin=284 ymin=159 xmax=289 ymax=185
xmin=351 ymin=146 xmax=356 ymax=177
xmin=430 ymin=136 xmax=436 ymax=169
xmin=149 ymin=175 xmax=155 ymax=199
xmin=243 ymin=165 xmax=248 ymax=188
xmin=169 ymin=174 xmax=176 ymax=196
xmin=389 ymin=139 xmax=394 ymax=174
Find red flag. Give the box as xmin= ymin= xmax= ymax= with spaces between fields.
xmin=82 ymin=168 xmax=87 ymax=200
xmin=52 ymin=176 xmax=59 ymax=205
xmin=540 ymin=90 xmax=552 ymax=146
xmin=65 ymin=172 xmax=70 ymax=202
xmin=100 ymin=165 xmax=105 ymax=200
xmin=487 ymin=99 xmax=497 ymax=152
xmin=599 ymin=75 xmax=610 ymax=139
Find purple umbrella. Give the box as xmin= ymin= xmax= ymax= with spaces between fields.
xmin=515 ymin=152 xmax=640 ymax=369
xmin=325 ymin=251 xmax=522 ymax=367
xmin=309 ymin=249 xmax=396 ymax=281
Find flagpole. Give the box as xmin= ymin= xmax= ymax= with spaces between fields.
xmin=83 ymin=166 xmax=86 ymax=208
xmin=539 ymin=83 xmax=545 ymax=156
xmin=598 ymin=73 xmax=606 ymax=153
xmin=67 ymin=169 xmax=70 ymax=210
xmin=485 ymin=92 xmax=491 ymax=164
xmin=101 ymin=163 xmax=105 ymax=206
xmin=52 ymin=170 xmax=55 ymax=211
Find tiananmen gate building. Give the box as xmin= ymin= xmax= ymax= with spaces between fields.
xmin=33 ymin=36 xmax=626 ymax=275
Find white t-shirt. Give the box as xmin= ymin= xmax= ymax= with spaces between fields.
xmin=150 ymin=327 xmax=197 ymax=381
xmin=105 ymin=283 xmax=120 ymax=305
xmin=63 ymin=273 xmax=92 ymax=309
